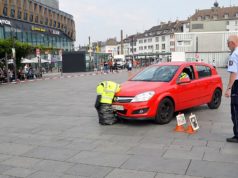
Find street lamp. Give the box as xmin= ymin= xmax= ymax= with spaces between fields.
xmin=11 ymin=28 xmax=17 ymax=82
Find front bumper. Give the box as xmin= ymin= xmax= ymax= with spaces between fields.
xmin=112 ymin=101 xmax=157 ymax=120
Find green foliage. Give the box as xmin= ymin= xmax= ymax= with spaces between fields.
xmin=0 ymin=38 xmax=56 ymax=68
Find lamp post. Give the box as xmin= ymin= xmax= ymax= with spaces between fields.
xmin=11 ymin=28 xmax=17 ymax=82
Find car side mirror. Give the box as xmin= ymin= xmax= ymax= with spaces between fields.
xmin=177 ymin=77 xmax=191 ymax=84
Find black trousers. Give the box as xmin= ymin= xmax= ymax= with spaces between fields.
xmin=231 ymin=80 xmax=238 ymax=138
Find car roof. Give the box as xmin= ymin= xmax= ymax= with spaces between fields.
xmin=153 ymin=61 xmax=212 ymax=67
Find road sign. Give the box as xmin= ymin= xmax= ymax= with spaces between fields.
xmin=195 ymin=53 xmax=199 ymax=58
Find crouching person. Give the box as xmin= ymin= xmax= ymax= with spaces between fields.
xmin=95 ymin=81 xmax=120 ymax=125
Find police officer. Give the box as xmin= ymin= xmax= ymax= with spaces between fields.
xmin=225 ymin=35 xmax=238 ymax=143
xmin=95 ymin=81 xmax=120 ymax=125
xmin=179 ymin=72 xmax=190 ymax=80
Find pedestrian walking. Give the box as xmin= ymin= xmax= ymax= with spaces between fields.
xmin=212 ymin=59 xmax=216 ymax=69
xmin=225 ymin=35 xmax=238 ymax=143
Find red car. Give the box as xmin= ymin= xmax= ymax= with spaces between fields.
xmin=112 ymin=62 xmax=223 ymax=124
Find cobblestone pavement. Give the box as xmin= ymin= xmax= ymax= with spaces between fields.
xmin=0 ymin=68 xmax=238 ymax=178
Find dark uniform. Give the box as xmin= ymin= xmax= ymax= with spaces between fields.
xmin=227 ymin=47 xmax=238 ymax=140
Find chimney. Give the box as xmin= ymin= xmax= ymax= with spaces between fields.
xmin=120 ymin=30 xmax=124 ymax=55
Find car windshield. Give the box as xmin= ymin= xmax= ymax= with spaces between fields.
xmin=130 ymin=65 xmax=179 ymax=82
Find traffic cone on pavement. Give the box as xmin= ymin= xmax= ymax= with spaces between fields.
xmin=174 ymin=124 xmax=185 ymax=132
xmin=186 ymin=123 xmax=196 ymax=134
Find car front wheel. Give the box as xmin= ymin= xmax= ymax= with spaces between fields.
xmin=208 ymin=88 xmax=222 ymax=109
xmin=155 ymin=98 xmax=174 ymax=125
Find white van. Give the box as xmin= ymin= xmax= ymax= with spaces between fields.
xmin=114 ymin=55 xmax=126 ymax=69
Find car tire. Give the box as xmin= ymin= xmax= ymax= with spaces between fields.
xmin=155 ymin=98 xmax=174 ymax=125
xmin=208 ymin=88 xmax=222 ymax=109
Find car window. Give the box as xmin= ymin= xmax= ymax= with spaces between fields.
xmin=130 ymin=65 xmax=179 ymax=82
xmin=179 ymin=66 xmax=195 ymax=80
xmin=195 ymin=65 xmax=211 ymax=78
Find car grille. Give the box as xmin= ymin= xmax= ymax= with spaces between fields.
xmin=114 ymin=96 xmax=133 ymax=103
xmin=117 ymin=109 xmax=127 ymax=114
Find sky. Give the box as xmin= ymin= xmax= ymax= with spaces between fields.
xmin=59 ymin=0 xmax=235 ymax=46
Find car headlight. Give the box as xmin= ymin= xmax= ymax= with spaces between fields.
xmin=131 ymin=91 xmax=155 ymax=102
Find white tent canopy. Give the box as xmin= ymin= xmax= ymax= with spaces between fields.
xmin=21 ymin=58 xmax=32 ymax=64
xmin=30 ymin=57 xmax=49 ymax=63
xmin=21 ymin=57 xmax=50 ymax=64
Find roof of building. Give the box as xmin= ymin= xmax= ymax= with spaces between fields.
xmin=190 ymin=6 xmax=238 ymax=21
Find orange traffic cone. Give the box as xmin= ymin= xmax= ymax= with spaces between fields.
xmin=186 ymin=123 xmax=196 ymax=134
xmin=174 ymin=124 xmax=185 ymax=132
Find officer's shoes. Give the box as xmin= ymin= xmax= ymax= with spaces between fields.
xmin=226 ymin=136 xmax=238 ymax=143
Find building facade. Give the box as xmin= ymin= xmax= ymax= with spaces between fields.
xmin=0 ymin=0 xmax=75 ymax=51
xmin=189 ymin=4 xmax=238 ymax=32
xmin=174 ymin=3 xmax=238 ymax=67
xmin=174 ymin=31 xmax=238 ymax=67
xmin=118 ymin=21 xmax=189 ymax=61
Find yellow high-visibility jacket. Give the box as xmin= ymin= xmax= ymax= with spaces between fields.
xmin=96 ymin=81 xmax=120 ymax=104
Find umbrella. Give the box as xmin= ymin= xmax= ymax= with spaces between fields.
xmin=21 ymin=58 xmax=32 ymax=64
xmin=30 ymin=57 xmax=49 ymax=63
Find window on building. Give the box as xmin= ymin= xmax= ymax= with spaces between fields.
xmin=236 ymin=13 xmax=238 ymax=17
xmin=34 ymin=3 xmax=37 ymax=10
xmin=23 ymin=13 xmax=28 ymax=21
xmin=162 ymin=44 xmax=165 ymax=50
xmin=184 ymin=40 xmax=191 ymax=46
xmin=54 ymin=21 xmax=56 ymax=27
xmin=156 ymin=44 xmax=159 ymax=50
xmin=144 ymin=39 xmax=147 ymax=43
xmin=148 ymin=38 xmax=152 ymax=43
xmin=18 ymin=11 xmax=22 ymax=19
xmin=235 ymin=21 xmax=238 ymax=26
xmin=144 ymin=46 xmax=147 ymax=50
xmin=197 ymin=16 xmax=202 ymax=21
xmin=177 ymin=41 xmax=183 ymax=46
xmin=35 ymin=16 xmax=38 ymax=23
xmin=170 ymin=41 xmax=175 ymax=46
xmin=162 ymin=36 xmax=165 ymax=41
xmin=10 ymin=9 xmax=15 ymax=18
xmin=195 ymin=65 xmax=211 ymax=78
xmin=45 ymin=18 xmax=48 ymax=25
xmin=30 ymin=14 xmax=33 ymax=22
xmin=192 ymin=24 xmax=204 ymax=29
xmin=139 ymin=39 xmax=143 ymax=43
xmin=155 ymin=37 xmax=159 ymax=42
xmin=0 ymin=27 xmax=4 ymax=39
xmin=3 ymin=7 xmax=7 ymax=16
xmin=170 ymin=34 xmax=174 ymax=39
xmin=40 ymin=17 xmax=43 ymax=24
xmin=227 ymin=21 xmax=229 ymax=25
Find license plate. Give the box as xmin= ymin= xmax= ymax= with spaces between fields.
xmin=112 ymin=105 xmax=124 ymax=111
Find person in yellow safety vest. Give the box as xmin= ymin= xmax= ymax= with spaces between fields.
xmin=179 ymin=72 xmax=190 ymax=80
xmin=96 ymin=81 xmax=120 ymax=104
xmin=95 ymin=81 xmax=120 ymax=125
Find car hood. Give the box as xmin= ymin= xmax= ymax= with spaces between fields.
xmin=117 ymin=81 xmax=168 ymax=96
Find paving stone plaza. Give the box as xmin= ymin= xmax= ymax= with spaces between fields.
xmin=0 ymin=68 xmax=238 ymax=178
